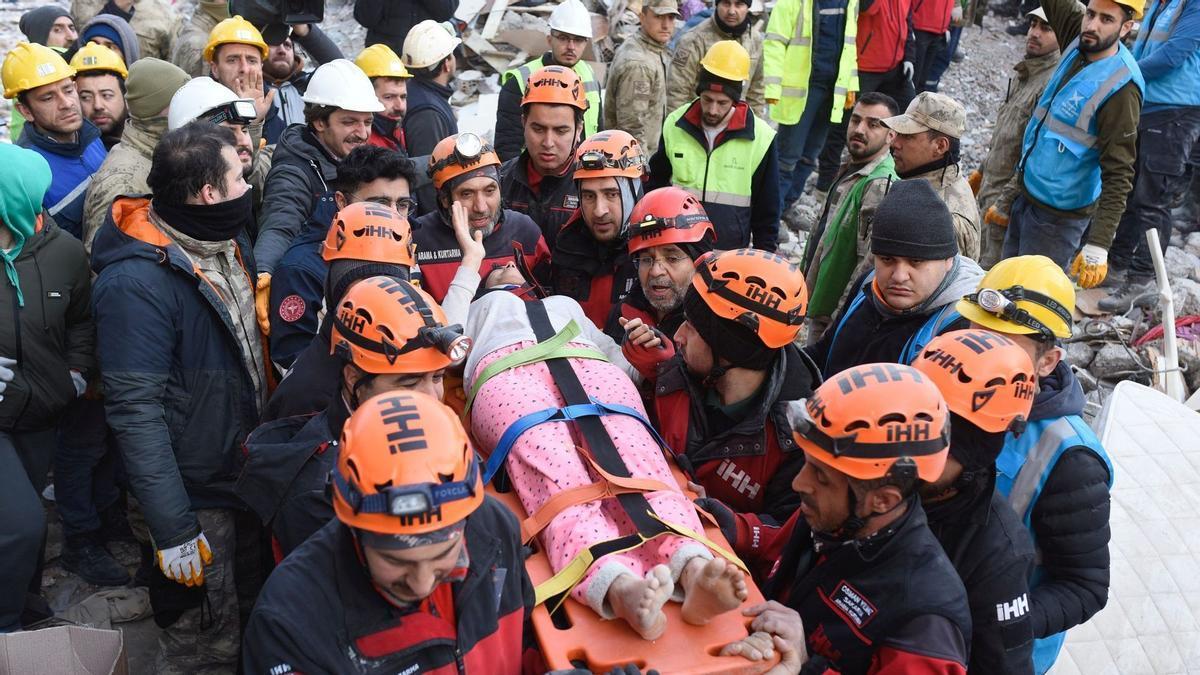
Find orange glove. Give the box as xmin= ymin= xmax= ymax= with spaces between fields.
xmin=844 ymin=91 xmax=857 ymax=110
xmin=968 ymin=170 xmax=982 ymax=196
xmin=255 ymin=273 xmax=272 ymax=335
xmin=984 ymin=205 xmax=1009 ymax=228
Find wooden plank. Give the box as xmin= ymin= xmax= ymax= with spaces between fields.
xmin=481 ymin=0 xmax=511 ymax=39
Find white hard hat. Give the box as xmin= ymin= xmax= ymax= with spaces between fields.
xmin=548 ymin=0 xmax=594 ymax=38
xmin=302 ymin=59 xmax=385 ymax=113
xmin=169 ymin=77 xmax=239 ymax=130
xmin=402 ymin=20 xmax=463 ymax=70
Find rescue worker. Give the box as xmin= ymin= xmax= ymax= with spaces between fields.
xmin=624 ymin=249 xmax=819 ymax=527
xmin=911 ymin=0 xmax=955 ymax=92
xmin=0 ymin=143 xmax=95 ymax=629
xmin=499 ymin=66 xmax=588 ymax=249
xmin=269 ymin=147 xmax=418 ymax=369
xmin=355 ymin=0 xmax=459 ymax=60
xmin=169 ymin=0 xmax=228 ymax=77
xmin=766 ymin=0 xmax=861 ymax=216
xmin=551 ymin=130 xmax=644 ymax=328
xmin=254 ymin=59 xmax=383 ymax=334
xmin=243 ymin=390 xmax=534 ymax=673
xmin=261 ymin=26 xmax=346 ymax=145
xmin=241 ymin=275 xmax=463 ymax=558
xmin=805 ymin=179 xmax=984 ymax=378
xmin=81 ymin=58 xmax=189 ymax=252
xmin=973 ymin=6 xmax=1061 ymax=268
xmin=92 ymin=122 xmax=265 ymax=673
xmin=356 ymin=44 xmax=412 ymax=153
xmin=70 ymin=42 xmax=129 ymax=149
xmin=401 ymin=20 xmax=461 ymax=157
xmin=956 ymin=255 xmax=1112 ymax=673
xmin=883 ymin=91 xmax=982 ymax=260
xmin=78 ymin=13 xmax=140 ymax=67
xmin=12 ymin=7 xmax=78 ymax=141
xmin=648 ymin=41 xmax=781 ymax=251
xmin=70 ymin=0 xmax=180 ymax=61
xmin=604 ymin=0 xmax=680 ymax=156
xmin=1101 ymin=0 xmax=1200 ymax=311
xmin=717 ymin=363 xmax=972 ymax=673
xmin=800 ymin=92 xmax=899 ymax=339
xmin=913 ymin=330 xmax=1039 ymax=674
xmin=606 ymin=186 xmax=716 ymax=342
xmin=496 ymin=0 xmax=602 ymax=160
xmin=412 ymin=133 xmax=551 ymax=302
xmin=667 ymin=0 xmax=766 ymax=115
xmin=203 ymin=16 xmax=277 ymax=143
xmin=4 ymin=43 xmax=107 ymax=242
xmin=993 ymin=0 xmax=1144 ymax=285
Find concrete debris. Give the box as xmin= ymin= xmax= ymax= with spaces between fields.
xmin=1063 ymin=341 xmax=1096 ymax=370
xmin=1090 ymin=343 xmax=1142 ymax=379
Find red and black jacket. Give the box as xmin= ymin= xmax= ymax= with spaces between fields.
xmin=242 ymin=497 xmax=535 ymax=675
xmin=411 ymin=208 xmax=551 ymax=303
xmin=367 ymin=114 xmax=408 ymax=155
xmin=766 ymin=501 xmax=971 ymax=675
xmin=550 ymin=213 xmax=639 ymax=329
xmin=628 ymin=341 xmax=819 ymax=529
xmin=499 ymin=154 xmax=580 ymax=251
xmin=912 ymin=0 xmax=953 ymax=34
xmin=857 ymin=0 xmax=916 ymax=73
xmin=602 ymin=284 xmax=686 ymax=345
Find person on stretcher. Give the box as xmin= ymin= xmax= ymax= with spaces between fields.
xmin=463 ymin=291 xmax=749 ymax=640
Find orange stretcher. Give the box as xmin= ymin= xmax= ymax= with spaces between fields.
xmin=486 ymin=464 xmax=779 ymax=674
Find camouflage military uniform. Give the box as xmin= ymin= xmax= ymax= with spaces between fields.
xmin=906 ymin=163 xmax=981 ymax=261
xmin=71 ymin=0 xmax=180 ymax=60
xmin=604 ymin=6 xmax=678 ymax=157
xmin=666 ymin=15 xmax=766 ymax=115
xmin=170 ymin=0 xmax=228 ymax=78
xmin=976 ymin=50 xmax=1060 ymax=266
xmin=83 ymin=117 xmax=161 ymax=253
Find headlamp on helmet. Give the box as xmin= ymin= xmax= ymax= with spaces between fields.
xmin=202 ymin=99 xmax=257 ymax=127
xmin=334 ymin=456 xmax=480 ymax=518
xmin=965 ymin=286 xmax=1071 ymax=340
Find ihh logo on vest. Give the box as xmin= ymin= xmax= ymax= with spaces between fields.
xmin=995 ymin=593 xmax=1029 ymax=622
xmin=717 ymin=459 xmax=761 ymax=499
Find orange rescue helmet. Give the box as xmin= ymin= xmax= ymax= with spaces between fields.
xmin=323 ymin=201 xmax=416 ymax=268
xmin=627 ymin=187 xmax=714 ymax=255
xmin=573 ymin=130 xmax=644 ymax=181
xmin=427 ymin=132 xmax=501 ymax=191
xmin=912 ymin=329 xmax=1037 ymax=434
xmin=521 ymin=65 xmax=588 ymax=112
xmin=690 ymin=248 xmax=808 ymax=348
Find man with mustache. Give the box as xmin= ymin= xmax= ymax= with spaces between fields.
xmin=260 ymin=26 xmax=345 ymax=146
xmin=5 ymin=43 xmax=107 ymax=241
xmin=495 ymin=0 xmax=601 ymax=161
xmin=606 ymin=187 xmax=715 ymax=343
xmin=973 ymin=6 xmax=1061 ymax=268
xmin=992 ymin=0 xmax=1144 ymax=289
xmin=805 ymin=179 xmax=984 ymax=379
xmin=356 ymin=44 xmax=412 ymax=154
xmin=71 ymin=42 xmax=129 ymax=150
xmin=253 ymin=59 xmax=383 ymax=334
xmin=800 ymin=92 xmax=899 ymax=340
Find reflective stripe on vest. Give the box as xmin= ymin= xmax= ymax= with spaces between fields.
xmin=1019 ymin=39 xmax=1144 ymax=210
xmin=660 ymin=105 xmax=776 ymax=214
xmin=1131 ymin=0 xmax=1200 ymax=107
xmin=503 ymin=56 xmax=602 ymax=136
xmin=994 ymin=415 xmax=1113 ymax=674
xmin=763 ymin=0 xmax=859 ymax=125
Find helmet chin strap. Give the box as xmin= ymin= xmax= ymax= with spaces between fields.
xmin=702 ymin=362 xmax=730 ymax=388
xmin=813 ymin=487 xmax=910 ymax=550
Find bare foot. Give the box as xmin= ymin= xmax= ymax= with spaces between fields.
xmin=608 ymin=565 xmax=674 ymax=640
xmin=680 ymin=557 xmax=749 ymax=626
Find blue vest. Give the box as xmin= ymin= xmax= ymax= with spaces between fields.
xmin=1019 ymin=39 xmax=1145 ymax=210
xmin=1132 ymin=0 xmax=1200 ymax=107
xmin=31 ymin=135 xmax=107 ymax=240
xmin=995 ymin=415 xmax=1114 ymax=675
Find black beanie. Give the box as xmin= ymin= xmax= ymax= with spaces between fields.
xmin=695 ymin=69 xmax=744 ymax=102
xmin=683 ymin=287 xmax=776 ymax=371
xmin=870 ymin=179 xmax=958 ymax=260
xmin=20 ymin=6 xmax=71 ymax=45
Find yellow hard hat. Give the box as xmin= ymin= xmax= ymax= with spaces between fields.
xmin=354 ymin=44 xmax=412 ymax=79
xmin=3 ymin=42 xmax=76 ymax=99
xmin=1111 ymin=0 xmax=1144 ymax=19
xmin=700 ymin=40 xmax=751 ymax=82
xmin=956 ymin=255 xmax=1076 ymax=340
xmin=70 ymin=41 xmax=129 ymax=79
xmin=204 ymin=15 xmax=269 ymax=63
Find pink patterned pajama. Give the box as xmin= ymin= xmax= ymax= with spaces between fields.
xmin=470 ymin=341 xmax=711 ymax=617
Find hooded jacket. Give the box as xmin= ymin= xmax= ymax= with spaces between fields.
xmin=82 ymin=114 xmax=163 ymax=253
xmin=255 ymin=125 xmax=341 ymax=276
xmin=17 ymin=120 xmax=108 ymax=241
xmin=805 ymin=254 xmax=983 ymax=377
xmin=70 ymin=0 xmax=180 ymax=60
xmin=0 ymin=216 xmax=95 ymax=433
xmin=91 ymin=197 xmax=262 ymax=549
xmin=80 ymin=13 xmax=141 ymax=65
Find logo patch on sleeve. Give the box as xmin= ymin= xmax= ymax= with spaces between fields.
xmin=278 ymin=294 xmax=306 ymax=323
xmin=830 ymin=582 xmax=877 ymax=628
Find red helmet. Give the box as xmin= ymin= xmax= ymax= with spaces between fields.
xmin=627 ymin=187 xmax=715 ymax=255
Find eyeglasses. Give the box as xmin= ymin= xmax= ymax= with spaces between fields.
xmin=632 ymin=253 xmax=689 ymax=269
xmin=550 ymin=31 xmax=589 ymax=44
xmin=348 ymin=195 xmax=418 ymax=216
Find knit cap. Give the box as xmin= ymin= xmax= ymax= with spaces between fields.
xmin=870 ymin=179 xmax=959 ymax=260
xmin=695 ymin=68 xmax=744 ymax=102
xmin=126 ymin=58 xmax=191 ymax=120
xmin=18 ymin=6 xmax=70 ymax=46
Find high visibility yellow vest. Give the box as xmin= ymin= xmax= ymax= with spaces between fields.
xmin=503 ymin=56 xmax=602 ymax=137
xmin=762 ymin=0 xmax=860 ymax=125
xmin=660 ymin=104 xmax=776 ymax=211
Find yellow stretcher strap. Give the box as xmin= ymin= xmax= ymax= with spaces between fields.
xmin=464 ymin=319 xmax=609 ymax=414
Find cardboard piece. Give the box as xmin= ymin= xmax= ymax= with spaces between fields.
xmin=0 ymin=626 xmax=128 ymax=675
